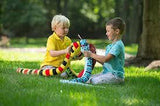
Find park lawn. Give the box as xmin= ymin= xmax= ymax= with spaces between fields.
xmin=0 ymin=38 xmax=158 ymax=105
xmin=0 ymin=47 xmax=160 ymax=106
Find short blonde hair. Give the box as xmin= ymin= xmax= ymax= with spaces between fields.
xmin=51 ymin=15 xmax=70 ymax=31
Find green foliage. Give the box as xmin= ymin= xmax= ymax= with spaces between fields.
xmin=0 ymin=49 xmax=160 ymax=106
xmin=0 ymin=0 xmax=144 ymax=45
xmin=0 ymin=0 xmax=115 ymax=39
xmin=68 ymin=0 xmax=115 ymax=38
xmin=1 ymin=0 xmax=47 ymax=37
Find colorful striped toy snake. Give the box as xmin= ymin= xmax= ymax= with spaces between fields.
xmin=16 ymin=39 xmax=96 ymax=83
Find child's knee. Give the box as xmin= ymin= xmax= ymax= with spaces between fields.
xmin=90 ymin=78 xmax=100 ymax=85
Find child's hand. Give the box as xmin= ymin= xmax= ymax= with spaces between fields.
xmin=72 ymin=53 xmax=84 ymax=60
xmin=64 ymin=45 xmax=72 ymax=54
xmin=78 ymin=55 xmax=83 ymax=60
xmin=83 ymin=51 xmax=91 ymax=57
xmin=76 ymin=53 xmax=83 ymax=60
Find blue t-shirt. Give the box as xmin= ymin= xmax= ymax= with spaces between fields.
xmin=102 ymin=40 xmax=125 ymax=78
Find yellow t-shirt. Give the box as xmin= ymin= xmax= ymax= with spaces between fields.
xmin=41 ymin=32 xmax=72 ymax=68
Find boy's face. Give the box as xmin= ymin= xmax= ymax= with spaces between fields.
xmin=54 ymin=24 xmax=69 ymax=38
xmin=106 ymin=25 xmax=119 ymax=41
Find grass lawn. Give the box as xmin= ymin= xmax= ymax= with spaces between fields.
xmin=10 ymin=37 xmax=138 ymax=55
xmin=0 ymin=38 xmax=159 ymax=106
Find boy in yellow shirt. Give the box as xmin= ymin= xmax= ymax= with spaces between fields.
xmin=41 ymin=14 xmax=73 ymax=77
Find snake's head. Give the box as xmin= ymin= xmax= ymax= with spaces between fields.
xmin=80 ymin=39 xmax=89 ymax=52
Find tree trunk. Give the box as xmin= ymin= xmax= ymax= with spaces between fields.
xmin=57 ymin=0 xmax=61 ymax=13
xmin=137 ymin=0 xmax=160 ymax=59
xmin=129 ymin=0 xmax=143 ymax=43
xmin=114 ymin=0 xmax=121 ymax=17
xmin=62 ymin=0 xmax=68 ymax=15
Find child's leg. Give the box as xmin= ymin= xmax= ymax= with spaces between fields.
xmin=86 ymin=73 xmax=103 ymax=83
xmin=90 ymin=72 xmax=124 ymax=84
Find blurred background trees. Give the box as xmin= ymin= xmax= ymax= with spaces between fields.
xmin=137 ymin=0 xmax=160 ymax=60
xmin=0 ymin=0 xmax=143 ymax=44
xmin=1 ymin=0 xmax=160 ymax=61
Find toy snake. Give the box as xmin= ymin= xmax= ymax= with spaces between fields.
xmin=16 ymin=39 xmax=96 ymax=83
xmin=69 ymin=39 xmax=93 ymax=83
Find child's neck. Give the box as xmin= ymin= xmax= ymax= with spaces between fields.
xmin=59 ymin=36 xmax=64 ymax=40
xmin=55 ymin=32 xmax=64 ymax=40
xmin=112 ymin=36 xmax=121 ymax=43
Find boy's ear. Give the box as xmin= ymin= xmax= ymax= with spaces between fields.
xmin=52 ymin=26 xmax=56 ymax=31
xmin=115 ymin=29 xmax=120 ymax=34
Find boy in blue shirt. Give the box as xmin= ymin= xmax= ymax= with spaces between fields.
xmin=83 ymin=17 xmax=126 ymax=84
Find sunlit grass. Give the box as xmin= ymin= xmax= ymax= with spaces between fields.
xmin=1 ymin=38 xmax=159 ymax=105
xmin=0 ymin=50 xmax=44 ymax=62
xmin=125 ymin=44 xmax=138 ymax=55
xmin=0 ymin=48 xmax=160 ymax=106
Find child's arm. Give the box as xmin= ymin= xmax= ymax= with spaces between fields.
xmin=83 ymin=51 xmax=114 ymax=64
xmin=49 ymin=46 xmax=71 ymax=57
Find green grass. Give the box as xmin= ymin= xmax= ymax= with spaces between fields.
xmin=125 ymin=44 xmax=138 ymax=55
xmin=0 ymin=42 xmax=160 ymax=106
xmin=9 ymin=37 xmax=138 ymax=55
xmin=10 ymin=37 xmax=47 ymax=48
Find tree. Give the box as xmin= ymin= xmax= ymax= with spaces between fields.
xmin=1 ymin=0 xmax=47 ymax=38
xmin=1 ymin=0 xmax=115 ymax=39
xmin=137 ymin=0 xmax=160 ymax=60
xmin=114 ymin=0 xmax=143 ymax=44
xmin=68 ymin=0 xmax=115 ymax=38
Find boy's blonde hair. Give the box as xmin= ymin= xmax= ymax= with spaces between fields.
xmin=51 ymin=15 xmax=70 ymax=31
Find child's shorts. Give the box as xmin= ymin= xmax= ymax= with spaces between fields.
xmin=87 ymin=72 xmax=124 ymax=85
